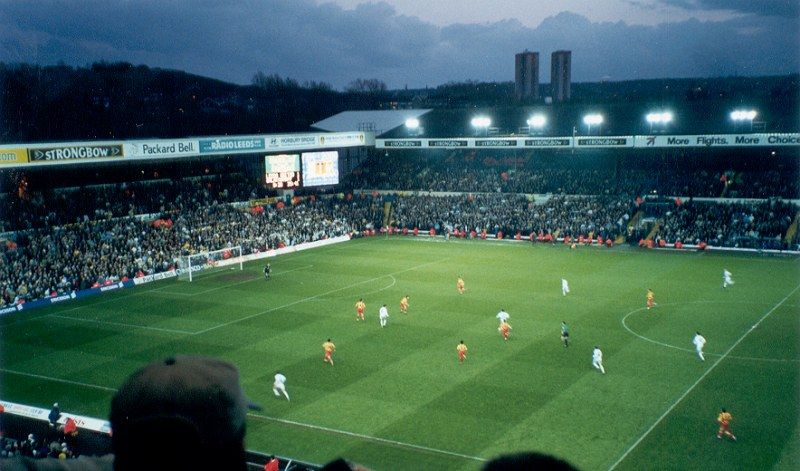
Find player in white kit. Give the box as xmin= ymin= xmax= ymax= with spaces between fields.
xmin=273 ymin=372 xmax=290 ymax=401
xmin=693 ymin=332 xmax=706 ymax=361
xmin=496 ymin=309 xmax=510 ymax=324
xmin=379 ymin=304 xmax=389 ymax=327
xmin=592 ymin=346 xmax=605 ymax=374
xmin=723 ymin=269 xmax=734 ymax=288
xmin=562 ymin=278 xmax=570 ymax=296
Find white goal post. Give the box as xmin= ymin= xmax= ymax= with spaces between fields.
xmin=178 ymin=246 xmax=244 ymax=282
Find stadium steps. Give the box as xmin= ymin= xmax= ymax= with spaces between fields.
xmin=784 ymin=212 xmax=800 ymax=245
xmin=628 ymin=209 xmax=643 ymax=226
xmin=645 ymin=219 xmax=663 ymax=240
xmin=720 ymin=178 xmax=730 ymax=197
xmin=383 ymin=201 xmax=392 ymax=227
xmin=627 ymin=209 xmax=644 ymax=233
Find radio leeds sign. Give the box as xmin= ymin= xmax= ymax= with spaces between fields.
xmin=29 ymin=145 xmax=123 ymax=161
xmin=199 ymin=137 xmax=265 ymax=153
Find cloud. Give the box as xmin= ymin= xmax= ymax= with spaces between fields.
xmin=0 ymin=0 xmax=796 ymax=89
xmin=654 ymin=0 xmax=799 ymax=18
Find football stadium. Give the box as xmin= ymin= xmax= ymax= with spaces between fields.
xmin=2 ymin=94 xmax=798 ymax=470
xmin=1 ymin=9 xmax=799 ymax=471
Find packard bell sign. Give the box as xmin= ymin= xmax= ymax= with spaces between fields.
xmin=29 ymin=145 xmax=123 ymax=161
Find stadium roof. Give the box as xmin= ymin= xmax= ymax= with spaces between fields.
xmin=311 ymin=109 xmax=432 ymax=137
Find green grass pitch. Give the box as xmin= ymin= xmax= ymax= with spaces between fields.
xmin=1 ymin=237 xmax=798 ymax=470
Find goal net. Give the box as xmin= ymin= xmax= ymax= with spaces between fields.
xmin=177 ymin=246 xmax=244 ymax=282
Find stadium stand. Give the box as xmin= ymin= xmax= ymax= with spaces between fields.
xmin=2 ymin=155 xmax=799 ymax=310
xmin=343 ymin=150 xmax=800 ymax=199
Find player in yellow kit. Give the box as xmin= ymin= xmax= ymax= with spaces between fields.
xmin=322 ymin=338 xmax=336 ymax=366
xmin=457 ymin=276 xmax=465 ymax=294
xmin=646 ymin=288 xmax=655 ymax=310
xmin=400 ymin=295 xmax=409 ymax=314
xmin=456 ymin=340 xmax=468 ymax=362
xmin=717 ymin=408 xmax=737 ymax=441
xmin=355 ymin=298 xmax=365 ymax=321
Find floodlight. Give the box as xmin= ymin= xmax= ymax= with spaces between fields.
xmin=583 ymin=114 xmax=603 ymax=126
xmin=527 ymin=114 xmax=546 ymax=128
xmin=471 ymin=116 xmax=491 ymax=128
xmin=730 ymin=109 xmax=757 ymax=121
xmin=646 ymin=111 xmax=673 ymax=126
xmin=405 ymin=118 xmax=420 ymax=129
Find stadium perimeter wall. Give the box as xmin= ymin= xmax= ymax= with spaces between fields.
xmin=404 ymin=230 xmax=800 ymax=256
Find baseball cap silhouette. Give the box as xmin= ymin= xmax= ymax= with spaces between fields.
xmin=110 ymin=356 xmax=261 ymax=471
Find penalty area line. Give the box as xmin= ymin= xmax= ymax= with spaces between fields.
xmin=0 ymin=368 xmax=117 ymax=392
xmin=194 ymin=258 xmax=446 ymax=335
xmin=46 ymin=314 xmax=196 ymax=334
xmin=608 ymin=283 xmax=800 ymax=470
xmin=164 ymin=264 xmax=315 ymax=296
xmin=248 ymin=412 xmax=486 ymax=463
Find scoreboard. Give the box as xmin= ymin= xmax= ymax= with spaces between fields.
xmin=301 ymin=151 xmax=339 ymax=187
xmin=264 ymin=154 xmax=301 ymax=189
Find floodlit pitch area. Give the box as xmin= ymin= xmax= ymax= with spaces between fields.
xmin=1 ymin=237 xmax=798 ymax=470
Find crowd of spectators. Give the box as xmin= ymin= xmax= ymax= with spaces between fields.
xmin=0 ymin=426 xmax=78 ymax=461
xmin=1 ymin=174 xmax=265 ymax=232
xmin=390 ymin=194 xmax=633 ymax=240
xmin=1 ymin=434 xmax=76 ymax=460
xmin=1 ymin=185 xmax=383 ymax=308
xmin=344 ymin=151 xmax=800 ymax=199
xmin=657 ymin=199 xmax=796 ymax=249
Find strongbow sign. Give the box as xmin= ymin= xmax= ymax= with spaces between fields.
xmin=29 ymin=145 xmax=123 ymax=161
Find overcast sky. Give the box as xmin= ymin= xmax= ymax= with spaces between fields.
xmin=0 ymin=0 xmax=797 ymax=89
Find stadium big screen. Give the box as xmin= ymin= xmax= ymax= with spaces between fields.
xmin=301 ymin=151 xmax=339 ymax=186
xmin=264 ymin=153 xmax=302 ymax=189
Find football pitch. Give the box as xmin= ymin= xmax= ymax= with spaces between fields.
xmin=1 ymin=237 xmax=798 ymax=470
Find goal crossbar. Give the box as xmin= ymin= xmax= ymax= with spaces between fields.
xmin=178 ymin=246 xmax=243 ymax=282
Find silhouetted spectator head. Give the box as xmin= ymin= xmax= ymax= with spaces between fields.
xmin=482 ymin=451 xmax=579 ymax=471
xmin=110 ymin=355 xmax=258 ymax=471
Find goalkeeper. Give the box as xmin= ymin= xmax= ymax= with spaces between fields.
xmin=264 ymin=263 xmax=271 ymax=281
